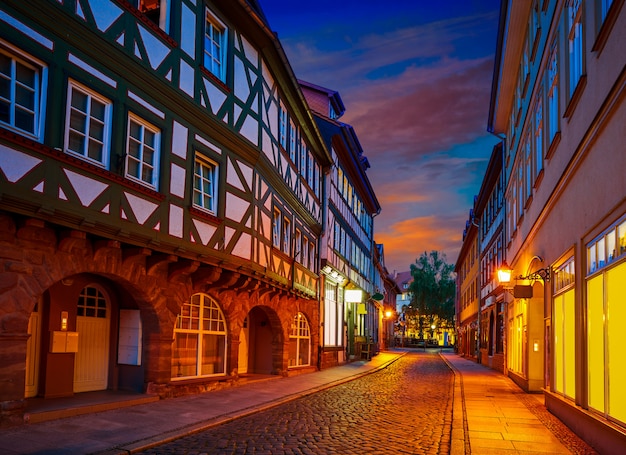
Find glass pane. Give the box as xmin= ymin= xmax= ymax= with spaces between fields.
xmin=70 ymin=110 xmax=86 ymax=133
xmin=129 ymin=121 xmax=141 ymax=140
xmin=299 ymin=338 xmax=310 ymax=365
xmin=127 ymin=158 xmax=139 ymax=178
xmin=142 ymin=165 xmax=153 ymax=184
xmin=87 ymin=139 xmax=103 ymax=162
xmin=90 ymin=118 xmax=104 ymax=141
xmin=90 ymin=99 xmax=105 ymax=121
xmin=0 ymin=54 xmax=10 ymax=75
xmin=171 ymin=333 xmax=198 ymax=378
xmin=68 ymin=131 xmax=85 ymax=154
xmin=607 ymin=263 xmax=626 ymax=423
xmin=288 ymin=339 xmax=298 ymax=367
xmin=71 ymin=89 xmax=87 ymax=111
xmin=0 ymin=101 xmax=9 ymax=123
xmin=144 ymin=129 xmax=155 ymax=147
xmin=587 ymin=274 xmax=605 ymax=412
xmin=15 ymin=108 xmax=34 ymax=132
xmin=128 ymin=139 xmax=140 ymax=158
xmin=143 ymin=148 xmax=154 ymax=165
xmin=15 ymin=85 xmax=34 ymax=110
xmin=15 ymin=63 xmax=35 ymax=87
xmin=0 ymin=77 xmax=10 ymax=100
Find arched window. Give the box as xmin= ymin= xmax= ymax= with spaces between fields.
xmin=171 ymin=293 xmax=227 ymax=379
xmin=288 ymin=313 xmax=310 ymax=367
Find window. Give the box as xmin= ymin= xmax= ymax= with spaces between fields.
xmin=279 ymin=104 xmax=287 ymax=150
xmin=65 ymin=81 xmax=112 ymax=167
xmin=171 ymin=293 xmax=227 ymax=379
xmin=308 ymin=240 xmax=315 ymax=270
xmin=0 ymin=43 xmax=46 ymax=140
xmin=288 ymin=120 xmax=296 ymax=162
xmin=77 ymin=285 xmax=107 ymax=318
xmin=294 ymin=229 xmax=302 ymax=262
xmin=553 ymin=259 xmax=576 ymax=399
xmin=567 ymin=0 xmax=584 ymax=99
xmin=533 ymin=96 xmax=543 ymax=179
xmin=282 ymin=216 xmax=290 ymax=254
xmin=288 ymin=313 xmax=310 ymax=367
xmin=193 ymin=153 xmax=218 ymax=214
xmin=587 ymin=255 xmax=626 ymax=423
xmin=588 ymin=218 xmax=626 ymax=273
xmin=272 ymin=208 xmax=281 ymax=249
xmin=600 ymin=0 xmax=614 ymax=24
xmin=126 ymin=114 xmax=160 ymax=189
xmin=133 ymin=0 xmax=169 ymax=31
xmin=547 ymin=40 xmax=559 ymax=143
xmin=324 ymin=282 xmax=342 ymax=346
xmin=204 ymin=8 xmax=227 ymax=82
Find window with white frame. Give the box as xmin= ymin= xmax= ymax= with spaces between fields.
xmin=567 ymin=0 xmax=584 ymax=99
xmin=279 ymin=104 xmax=287 ymax=150
xmin=203 ymin=8 xmax=227 ymax=82
xmin=171 ymin=293 xmax=227 ymax=379
xmin=308 ymin=240 xmax=315 ymax=270
xmin=126 ymin=114 xmax=160 ymax=189
xmin=193 ymin=153 xmax=218 ymax=214
xmin=288 ymin=313 xmax=310 ymax=367
xmin=65 ymin=81 xmax=112 ymax=168
xmin=0 ymin=43 xmax=46 ymax=140
xmin=553 ymin=258 xmax=576 ymax=399
xmin=288 ymin=120 xmax=296 ymax=161
xmin=272 ymin=208 xmax=281 ymax=249
xmin=294 ymin=228 xmax=302 ymax=262
xmin=282 ymin=216 xmax=291 ymax=254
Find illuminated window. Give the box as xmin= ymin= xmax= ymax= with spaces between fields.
xmin=288 ymin=313 xmax=310 ymax=367
xmin=171 ymin=293 xmax=227 ymax=379
xmin=553 ymin=259 xmax=576 ymax=399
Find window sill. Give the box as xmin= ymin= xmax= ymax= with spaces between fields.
xmin=592 ymin=0 xmax=625 ymax=54
xmin=545 ymin=131 xmax=561 ymax=160
xmin=189 ymin=206 xmax=221 ymax=224
xmin=200 ymin=66 xmax=230 ymax=93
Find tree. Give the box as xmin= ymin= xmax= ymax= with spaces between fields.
xmin=408 ymin=251 xmax=455 ymax=338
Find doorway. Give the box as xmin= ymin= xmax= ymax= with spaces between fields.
xmin=73 ymin=285 xmax=111 ymax=392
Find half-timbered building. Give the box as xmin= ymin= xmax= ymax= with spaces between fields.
xmin=0 ymin=0 xmax=332 ymax=426
xmin=299 ymin=81 xmax=381 ymax=368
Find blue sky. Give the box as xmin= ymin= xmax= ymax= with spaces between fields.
xmin=259 ymin=0 xmax=502 ymax=273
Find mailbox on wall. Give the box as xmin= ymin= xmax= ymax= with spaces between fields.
xmin=50 ymin=331 xmax=79 ymax=353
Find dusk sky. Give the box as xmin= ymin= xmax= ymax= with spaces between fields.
xmin=260 ymin=0 xmax=502 ymax=273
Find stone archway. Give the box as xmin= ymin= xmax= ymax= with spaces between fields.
xmin=245 ymin=306 xmax=283 ymax=375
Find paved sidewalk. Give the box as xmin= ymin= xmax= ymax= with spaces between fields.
xmin=442 ymin=352 xmax=597 ymax=455
xmin=0 ymin=350 xmax=597 ymax=454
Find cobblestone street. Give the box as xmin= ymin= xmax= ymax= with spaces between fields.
xmin=137 ymin=351 xmax=453 ymax=455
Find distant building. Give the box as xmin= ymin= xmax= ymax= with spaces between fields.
xmin=488 ymin=0 xmax=626 ymax=452
xmin=454 ymin=214 xmax=479 ymax=360
xmin=299 ymin=80 xmax=381 ymax=366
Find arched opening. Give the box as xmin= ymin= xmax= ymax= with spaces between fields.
xmin=244 ymin=306 xmax=282 ymax=375
xmin=73 ymin=284 xmax=111 ymax=392
xmin=171 ymin=293 xmax=227 ymax=379
xmin=288 ymin=313 xmax=311 ymax=368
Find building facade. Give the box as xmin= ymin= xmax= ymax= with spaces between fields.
xmin=475 ymin=142 xmax=506 ymax=373
xmin=454 ymin=214 xmax=480 ymax=360
xmin=299 ymin=81 xmax=381 ymax=367
xmin=488 ymin=0 xmax=626 ymax=452
xmin=0 ymin=0 xmax=339 ymax=426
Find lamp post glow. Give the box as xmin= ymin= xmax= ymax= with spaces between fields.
xmin=497 ymin=261 xmax=512 ymax=285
